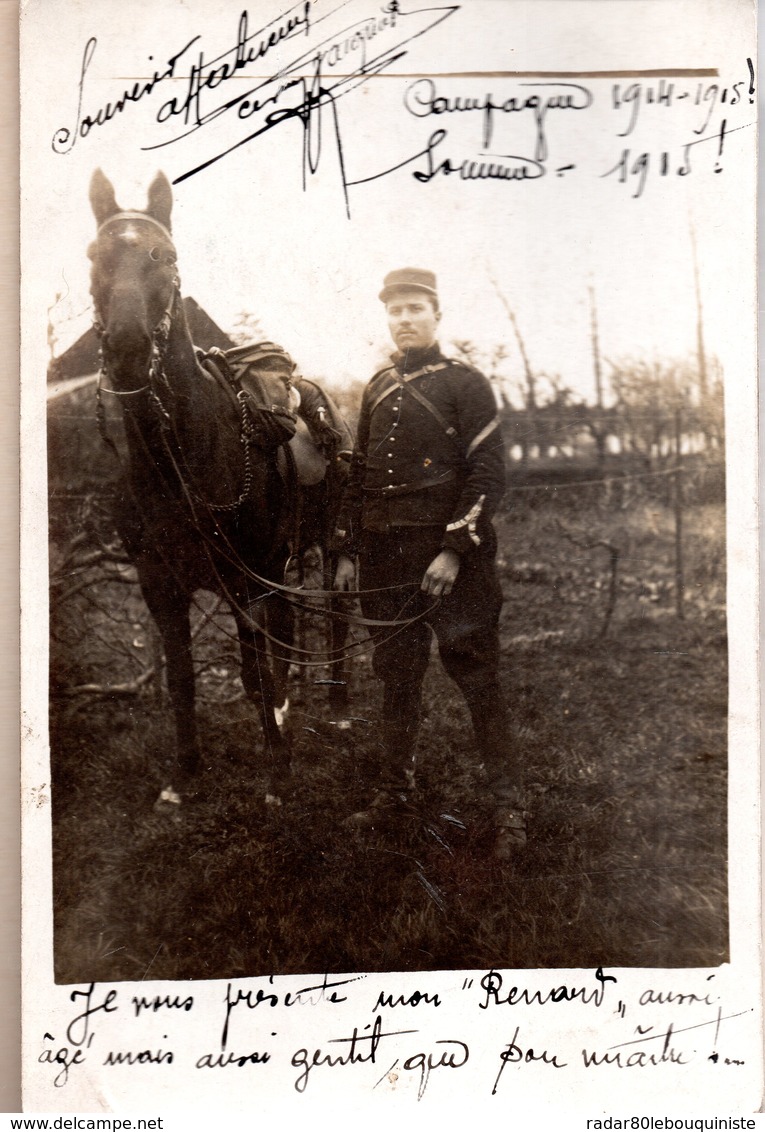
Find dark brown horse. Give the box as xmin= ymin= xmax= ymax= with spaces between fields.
xmin=88 ymin=169 xmax=297 ymax=806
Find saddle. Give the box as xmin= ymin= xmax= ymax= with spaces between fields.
xmin=281 ymin=414 xmax=328 ymax=488
xmin=197 ymin=347 xmax=328 ymax=487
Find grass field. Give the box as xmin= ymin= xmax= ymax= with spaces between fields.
xmin=49 ymin=490 xmax=728 ymax=982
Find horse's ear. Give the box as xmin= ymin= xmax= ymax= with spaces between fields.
xmin=89 ymin=168 xmax=120 ymax=226
xmin=146 ymin=171 xmax=173 ymax=232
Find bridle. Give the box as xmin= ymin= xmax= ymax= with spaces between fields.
xmin=93 ymin=211 xmax=179 ymax=398
xmin=88 ymin=211 xmax=442 ymax=660
xmin=92 ymin=211 xmax=258 ymax=513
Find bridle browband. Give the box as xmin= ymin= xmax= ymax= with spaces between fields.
xmin=96 ymin=210 xmax=175 ymax=244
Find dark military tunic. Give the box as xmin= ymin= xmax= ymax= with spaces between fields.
xmin=340 ymin=342 xmax=505 ymax=554
xmin=338 ymin=342 xmax=520 ymax=803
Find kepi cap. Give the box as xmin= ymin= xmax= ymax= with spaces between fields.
xmin=379 ymin=267 xmax=438 ymax=303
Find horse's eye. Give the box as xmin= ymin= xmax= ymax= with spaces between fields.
xmin=149 ymin=246 xmax=162 ymax=262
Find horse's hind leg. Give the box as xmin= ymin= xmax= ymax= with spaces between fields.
xmin=236 ymin=611 xmax=291 ymax=803
xmin=324 ymin=554 xmax=350 ymax=715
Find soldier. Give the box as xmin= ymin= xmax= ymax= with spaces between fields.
xmin=333 ymin=268 xmax=526 ymax=859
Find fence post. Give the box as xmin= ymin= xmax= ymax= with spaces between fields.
xmin=674 ymin=408 xmax=685 ymax=620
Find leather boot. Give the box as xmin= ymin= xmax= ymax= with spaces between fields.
xmin=344 ymin=789 xmax=414 ymax=830
xmin=493 ymin=804 xmax=527 ymax=860
xmin=345 ymin=715 xmax=417 ymax=829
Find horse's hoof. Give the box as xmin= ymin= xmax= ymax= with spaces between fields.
xmin=265 ymin=767 xmax=291 ymax=807
xmin=154 ymin=786 xmax=183 ymax=819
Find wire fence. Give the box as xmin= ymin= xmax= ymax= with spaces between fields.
xmin=47 ymin=381 xmax=727 ymax=697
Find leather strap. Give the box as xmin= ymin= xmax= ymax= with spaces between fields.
xmin=362 ymin=469 xmax=457 ymax=497
xmin=370 ymin=363 xmax=458 ymax=444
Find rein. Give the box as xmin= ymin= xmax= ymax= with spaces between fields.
xmin=94 ymin=280 xmax=256 ymax=514
xmin=91 ymin=214 xmax=436 ymax=660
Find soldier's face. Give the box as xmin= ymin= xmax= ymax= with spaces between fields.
xmin=386 ymin=291 xmax=440 ymax=352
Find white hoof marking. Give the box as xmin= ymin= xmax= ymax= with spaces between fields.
xmin=274 ymin=698 xmax=290 ymax=729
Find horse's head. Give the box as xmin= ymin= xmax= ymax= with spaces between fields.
xmin=88 ymin=170 xmax=180 ymax=390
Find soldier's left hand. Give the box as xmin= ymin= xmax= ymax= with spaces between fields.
xmin=421 ymin=549 xmax=461 ymax=597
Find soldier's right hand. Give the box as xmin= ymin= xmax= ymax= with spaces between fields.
xmin=333 ymin=555 xmax=357 ymax=591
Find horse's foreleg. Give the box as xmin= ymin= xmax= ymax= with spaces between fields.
xmin=265 ymin=595 xmax=294 ymax=728
xmin=140 ymin=585 xmax=199 ymax=787
xmin=237 ymin=611 xmax=292 ymax=803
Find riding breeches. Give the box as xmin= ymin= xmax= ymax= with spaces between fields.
xmin=357 ymin=525 xmax=521 ymax=802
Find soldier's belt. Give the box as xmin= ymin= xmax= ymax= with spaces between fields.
xmin=363 ymin=470 xmax=457 ymax=497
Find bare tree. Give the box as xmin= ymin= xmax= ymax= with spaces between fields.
xmin=451 ymin=339 xmax=511 ymax=409
xmin=488 ymin=280 xmax=539 ymax=464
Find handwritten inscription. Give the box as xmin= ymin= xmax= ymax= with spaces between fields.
xmin=403 ymin=77 xmax=592 ymax=158
xmin=103 ymin=1048 xmax=174 ymax=1066
xmin=48 ymin=3 xmax=753 ymax=210
xmin=411 ymin=130 xmax=546 ymax=184
xmin=373 ymin=988 xmax=441 ymax=1011
xmin=478 ymin=966 xmax=617 ymax=1009
xmin=66 ymin=981 xmax=119 ymax=1046
xmin=132 ymin=993 xmax=194 ymax=1016
xmin=38 ymin=1034 xmax=86 ymax=1089
xmin=492 ymin=1025 xmax=567 ymax=1093
xmin=221 ymin=972 xmax=356 ymax=1049
xmin=36 ymin=972 xmax=754 ymax=1094
xmin=52 ymin=6 xmax=312 ymax=155
xmin=196 ymin=1049 xmax=271 ymax=1069
xmin=291 ymin=1014 xmax=416 ymax=1093
xmin=387 ymin=1040 xmax=469 ymax=1100
xmin=612 ymin=79 xmax=747 ymax=137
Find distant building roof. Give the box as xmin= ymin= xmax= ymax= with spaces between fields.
xmin=48 ymin=297 xmax=234 ymax=382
